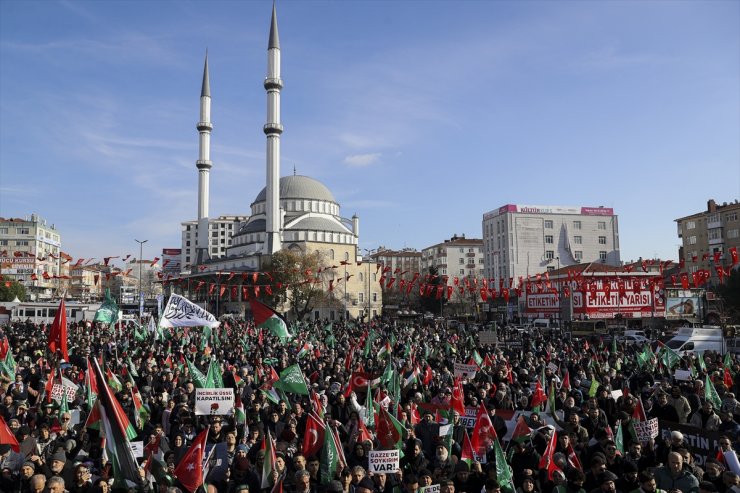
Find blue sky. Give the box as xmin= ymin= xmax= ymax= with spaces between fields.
xmin=1 ymin=0 xmax=738 ymax=265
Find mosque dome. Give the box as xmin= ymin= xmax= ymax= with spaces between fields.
xmin=252 ymin=175 xmax=337 ymax=205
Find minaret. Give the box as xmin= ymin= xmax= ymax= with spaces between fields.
xmin=196 ymin=53 xmax=213 ymax=265
xmin=263 ymin=3 xmax=283 ymax=254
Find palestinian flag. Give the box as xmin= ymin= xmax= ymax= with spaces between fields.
xmin=261 ymin=429 xmax=277 ymax=489
xmin=297 ymin=343 xmax=313 ymax=359
xmin=511 ymin=415 xmax=533 ymax=443
xmin=106 ymin=369 xmax=123 ymax=393
xmin=472 ymin=350 xmax=483 ymax=367
xmin=91 ymin=358 xmax=139 ymax=487
xmin=235 ymin=394 xmax=246 ymax=426
xmin=460 ymin=428 xmax=475 ymax=465
xmin=378 ymin=341 xmax=392 ymax=359
xmin=249 ymin=299 xmax=291 ymax=342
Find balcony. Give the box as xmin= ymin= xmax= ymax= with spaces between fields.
xmin=466 ymin=252 xmax=476 ymax=257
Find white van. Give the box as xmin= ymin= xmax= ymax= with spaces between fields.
xmin=664 ymin=326 xmax=725 ymax=355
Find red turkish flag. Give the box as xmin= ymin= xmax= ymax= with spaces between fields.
xmin=538 ymin=430 xmax=561 ymax=480
xmin=530 ymin=380 xmax=548 ymax=408
xmin=302 ymin=412 xmax=326 ymax=458
xmin=450 ymin=378 xmax=466 ymax=415
xmin=470 ymin=402 xmax=497 ymax=457
xmin=731 ymin=247 xmax=739 ymax=266
xmin=48 ymin=298 xmax=69 ymax=361
xmin=375 ymin=405 xmax=401 ymax=449
xmin=173 ymin=427 xmax=208 ymax=492
xmin=680 ymin=272 xmax=689 ymax=289
xmin=0 ymin=415 xmax=20 ymax=453
xmin=716 ymin=266 xmax=725 ymax=284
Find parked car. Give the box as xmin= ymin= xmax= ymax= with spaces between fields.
xmin=618 ymin=334 xmax=650 ymax=346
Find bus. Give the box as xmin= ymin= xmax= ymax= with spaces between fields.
xmin=568 ymin=320 xmax=609 ymax=338
xmin=0 ymin=301 xmax=100 ymax=325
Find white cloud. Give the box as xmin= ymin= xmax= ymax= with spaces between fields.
xmin=343 ymin=153 xmax=381 ymax=167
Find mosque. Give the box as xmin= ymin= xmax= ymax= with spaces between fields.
xmin=177 ymin=5 xmax=382 ymax=321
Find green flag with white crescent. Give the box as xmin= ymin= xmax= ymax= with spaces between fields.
xmin=205 ymin=358 xmax=224 ymax=388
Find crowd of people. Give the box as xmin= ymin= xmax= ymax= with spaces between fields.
xmin=1 ymin=316 xmax=740 ymax=493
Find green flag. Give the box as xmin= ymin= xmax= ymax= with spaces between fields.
xmin=705 ymin=375 xmax=722 ymax=410
xmin=186 ymin=359 xmax=208 ymax=389
xmin=698 ymin=353 xmax=707 ymax=372
xmin=94 ymin=288 xmax=120 ymax=325
xmin=493 ymin=436 xmax=515 ymax=493
xmin=320 ymin=423 xmax=340 ymax=484
xmin=588 ymin=378 xmax=599 ymax=398
xmin=364 ymin=384 xmax=375 ymax=428
xmin=659 ymin=343 xmax=681 ymax=369
xmin=472 ymin=350 xmax=483 ymax=367
xmin=275 ymin=364 xmax=309 ymax=395
xmin=614 ymin=420 xmax=624 ymax=454
xmin=206 ymin=358 xmax=224 ymax=388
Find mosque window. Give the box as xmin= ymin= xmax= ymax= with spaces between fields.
xmin=330 ymin=249 xmax=335 ymax=260
xmin=344 ymin=251 xmax=349 ymax=261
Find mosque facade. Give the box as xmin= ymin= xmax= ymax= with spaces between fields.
xmin=177 ymin=5 xmax=382 ymax=321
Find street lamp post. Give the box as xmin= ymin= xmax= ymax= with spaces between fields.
xmin=135 ymin=239 xmax=148 ymax=328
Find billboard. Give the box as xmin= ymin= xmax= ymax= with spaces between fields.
xmin=666 ymin=296 xmax=700 ymax=319
xmin=161 ymin=248 xmax=181 ymax=276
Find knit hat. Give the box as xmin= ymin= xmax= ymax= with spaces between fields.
xmin=52 ymin=450 xmax=67 ymax=464
xmin=455 ymin=461 xmax=470 ymax=473
xmin=358 ymin=478 xmax=376 ymax=491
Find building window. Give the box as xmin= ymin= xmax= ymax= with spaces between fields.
xmin=688 ymin=236 xmax=697 ymax=245
xmin=545 ymin=235 xmax=554 ymax=244
xmin=459 ymin=269 xmax=464 ymax=275
xmin=726 ymin=212 xmax=738 ymax=221
xmin=344 ymin=251 xmax=349 ymax=261
xmin=547 ymin=266 xmax=554 ymax=272
xmin=599 ymin=251 xmax=607 ymax=260
xmin=686 ymin=221 xmax=696 ymax=230
xmin=458 ymin=258 xmax=464 ymax=264
xmin=708 ymin=213 xmax=720 ymax=223
xmin=708 ymin=229 xmax=722 ymax=240
xmin=598 ymin=236 xmax=607 ymax=245
xmin=545 ymin=250 xmax=554 ymax=260
xmin=544 ymin=220 xmax=553 ymax=229
xmin=0 ymin=227 xmax=8 ymax=235
xmin=459 ymin=248 xmax=464 ymax=253
xmin=574 ymin=250 xmax=583 ymax=260
xmin=372 ymin=292 xmax=377 ymax=302
xmin=574 ymin=236 xmax=582 ymax=244
xmin=573 ymin=221 xmax=581 ymax=230
xmin=16 ymin=228 xmax=29 ymax=235
xmin=329 ymin=249 xmax=335 ymax=260
xmin=358 ymin=292 xmax=364 ymax=303
xmin=478 ymin=258 xmax=484 ymax=264
xmin=16 ymin=240 xmax=29 ymax=246
xmin=598 ymin=221 xmax=606 ymax=230
xmin=728 ymin=229 xmax=739 ymax=239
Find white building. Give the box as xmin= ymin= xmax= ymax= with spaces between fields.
xmin=0 ymin=214 xmax=63 ymax=299
xmin=421 ymin=235 xmax=484 ymax=281
xmin=180 ymin=215 xmax=249 ymax=268
xmin=482 ymin=204 xmax=620 ymax=287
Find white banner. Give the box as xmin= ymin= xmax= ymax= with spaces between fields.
xmin=453 ymin=362 xmax=478 ymax=379
xmin=421 ymin=486 xmax=441 ymax=493
xmin=51 ymin=382 xmax=78 ymax=403
xmin=479 ymin=331 xmax=497 ymax=345
xmin=160 ymin=294 xmax=220 ymax=328
xmin=633 ymin=418 xmax=659 ymax=441
xmin=195 ymin=388 xmax=234 ymax=416
xmin=368 ymin=450 xmax=400 ymax=474
xmin=130 ymin=441 xmax=144 ymax=458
